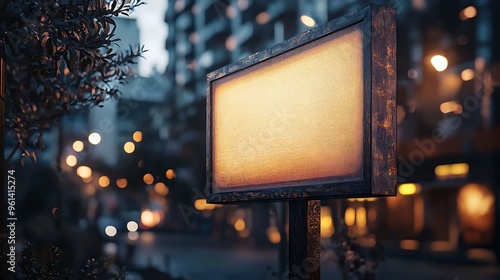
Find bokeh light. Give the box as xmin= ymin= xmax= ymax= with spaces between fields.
xmin=267 ymin=226 xmax=281 ymax=244
xmin=430 ymin=55 xmax=448 ymax=72
xmin=133 ymin=131 xmax=143 ymax=142
xmin=127 ymin=221 xmax=139 ymax=232
xmin=143 ymin=173 xmax=154 ymax=185
xmin=88 ymin=132 xmax=101 ymax=145
xmin=234 ymin=219 xmax=245 ymax=231
xmin=124 ymin=141 xmax=136 ymax=153
xmin=300 ymin=15 xmax=315 ymax=27
xmin=141 ymin=209 xmax=159 ymax=228
xmin=166 ymin=169 xmax=176 ymax=179
xmin=66 ymin=155 xmax=77 ymax=167
xmin=461 ymin=69 xmax=474 ymax=81
xmin=98 ymin=176 xmax=110 ymax=188
xmin=76 ymin=166 xmax=92 ymax=178
xmin=117 ymin=178 xmax=128 ymax=188
xmin=105 ymin=226 xmax=117 ymax=237
xmin=398 ymin=183 xmax=420 ymax=195
xmin=356 ymin=207 xmax=367 ymax=228
xmin=154 ymin=182 xmax=169 ymax=196
xmin=435 ymin=163 xmax=469 ymax=179
xmin=345 ymin=207 xmax=355 ymax=226
xmin=320 ymin=206 xmax=334 ymax=238
xmin=460 ymin=6 xmax=477 ymax=20
xmin=256 ymin=12 xmax=270 ymax=25
xmin=127 ymin=231 xmax=139 ymax=242
xmin=72 ymin=141 xmax=84 ymax=152
xmin=194 ymin=199 xmax=216 ymax=211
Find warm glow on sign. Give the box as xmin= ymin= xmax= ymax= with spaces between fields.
xmin=212 ymin=24 xmax=363 ymax=191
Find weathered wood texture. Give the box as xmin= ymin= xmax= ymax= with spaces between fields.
xmin=370 ymin=5 xmax=397 ymax=195
xmin=206 ymin=5 xmax=396 ymax=203
xmin=288 ymin=200 xmax=320 ymax=280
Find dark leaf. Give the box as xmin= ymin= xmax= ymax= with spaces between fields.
xmin=46 ymin=37 xmax=53 ymax=55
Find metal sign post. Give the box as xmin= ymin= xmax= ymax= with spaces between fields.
xmin=288 ymin=200 xmax=321 ymax=280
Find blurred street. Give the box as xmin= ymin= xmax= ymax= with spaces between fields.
xmin=126 ymin=233 xmax=500 ymax=280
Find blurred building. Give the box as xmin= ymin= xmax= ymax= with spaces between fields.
xmin=163 ymin=0 xmax=500 ymax=264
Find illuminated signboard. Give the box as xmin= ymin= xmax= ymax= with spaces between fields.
xmin=206 ymin=5 xmax=396 ymax=203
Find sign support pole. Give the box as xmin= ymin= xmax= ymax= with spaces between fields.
xmin=288 ymin=200 xmax=321 ymax=280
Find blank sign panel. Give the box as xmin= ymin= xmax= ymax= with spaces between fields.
xmin=212 ymin=23 xmax=364 ymax=192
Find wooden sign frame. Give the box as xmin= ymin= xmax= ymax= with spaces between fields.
xmin=206 ymin=4 xmax=396 ymax=203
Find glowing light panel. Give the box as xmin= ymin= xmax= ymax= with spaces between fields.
xmin=212 ymin=24 xmax=364 ymax=191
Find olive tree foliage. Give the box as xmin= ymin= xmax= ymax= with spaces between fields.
xmin=0 ymin=0 xmax=146 ymax=162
